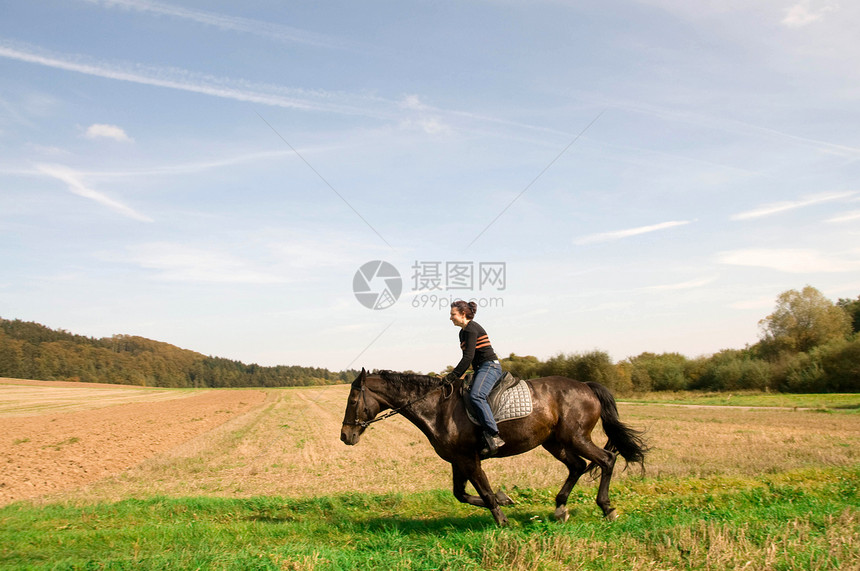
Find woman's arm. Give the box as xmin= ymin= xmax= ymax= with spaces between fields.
xmin=448 ymin=326 xmax=476 ymax=380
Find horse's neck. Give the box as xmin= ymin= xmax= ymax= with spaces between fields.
xmin=374 ymin=381 xmax=448 ymax=440
xmin=370 ymin=381 xmax=426 ymax=410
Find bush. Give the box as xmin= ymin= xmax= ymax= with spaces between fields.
xmin=535 ymin=351 xmax=627 ymax=393
xmin=615 ymin=361 xmax=634 ymax=395
xmin=625 ymin=352 xmax=690 ymax=392
xmin=822 ymin=336 xmax=860 ymax=391
xmin=693 ymin=349 xmax=776 ymax=391
xmin=777 ymin=337 xmax=860 ymax=393
xmin=574 ymin=350 xmax=628 ymax=393
xmin=500 ymin=353 xmax=542 ymax=380
xmin=780 ymin=351 xmax=827 ymax=393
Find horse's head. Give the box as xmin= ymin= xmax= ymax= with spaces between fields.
xmin=340 ymin=368 xmax=384 ymax=445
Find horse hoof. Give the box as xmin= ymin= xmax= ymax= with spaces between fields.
xmin=496 ymin=490 xmax=515 ymax=506
xmin=604 ymin=508 xmax=618 ymax=521
xmin=555 ymin=506 xmax=569 ymax=523
xmin=492 ymin=509 xmax=509 ymax=527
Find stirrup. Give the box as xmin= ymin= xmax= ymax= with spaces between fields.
xmin=480 ymin=433 xmax=505 ymax=458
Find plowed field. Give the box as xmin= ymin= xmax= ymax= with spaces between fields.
xmin=0 ymin=378 xmax=266 ymax=505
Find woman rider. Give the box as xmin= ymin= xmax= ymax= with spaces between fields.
xmin=445 ymin=300 xmax=505 ymax=457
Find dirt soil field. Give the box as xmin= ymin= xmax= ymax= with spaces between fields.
xmin=2 ymin=379 xmax=858 ymax=510
xmin=0 ymin=379 xmax=267 ymax=505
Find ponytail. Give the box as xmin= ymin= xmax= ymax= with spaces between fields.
xmin=451 ymin=300 xmax=477 ymax=320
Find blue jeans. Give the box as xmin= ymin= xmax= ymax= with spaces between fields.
xmin=469 ymin=360 xmax=503 ymax=435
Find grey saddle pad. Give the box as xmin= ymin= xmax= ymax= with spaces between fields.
xmin=463 ymin=372 xmax=533 ymax=425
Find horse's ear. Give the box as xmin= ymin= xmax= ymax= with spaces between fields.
xmin=352 ymin=367 xmax=366 ymax=389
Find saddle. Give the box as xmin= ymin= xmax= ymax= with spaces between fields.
xmin=462 ymin=371 xmax=533 ymax=425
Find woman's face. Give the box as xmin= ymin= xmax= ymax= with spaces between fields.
xmin=449 ymin=307 xmax=469 ymax=328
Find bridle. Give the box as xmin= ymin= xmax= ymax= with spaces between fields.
xmin=343 ymin=374 xmax=455 ymax=429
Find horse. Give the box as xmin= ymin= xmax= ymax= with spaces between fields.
xmin=340 ymin=368 xmax=647 ymax=526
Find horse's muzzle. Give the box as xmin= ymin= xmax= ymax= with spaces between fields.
xmin=340 ymin=425 xmax=360 ymax=445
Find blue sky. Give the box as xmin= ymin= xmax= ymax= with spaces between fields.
xmin=1 ymin=0 xmax=859 ymax=373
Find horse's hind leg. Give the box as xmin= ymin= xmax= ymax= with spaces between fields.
xmin=572 ymin=437 xmax=618 ymax=520
xmin=542 ymin=439 xmax=588 ymax=522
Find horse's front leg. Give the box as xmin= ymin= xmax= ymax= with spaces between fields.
xmin=452 ymin=458 xmax=509 ymax=526
xmin=452 ymin=463 xmax=514 ymax=508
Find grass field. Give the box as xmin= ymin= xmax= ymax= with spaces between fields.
xmin=1 ymin=383 xmax=858 ymax=570
xmin=1 ymin=467 xmax=856 ymax=570
xmin=620 ymin=391 xmax=860 ymax=410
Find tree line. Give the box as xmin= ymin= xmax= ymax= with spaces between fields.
xmin=2 ymin=286 xmax=858 ymax=392
xmin=501 ymin=286 xmax=859 ymax=394
xmin=0 ymin=318 xmax=356 ymax=388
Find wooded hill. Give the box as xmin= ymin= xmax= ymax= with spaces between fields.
xmin=0 ymin=318 xmax=355 ymax=388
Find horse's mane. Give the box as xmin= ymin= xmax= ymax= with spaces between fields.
xmin=374 ymin=369 xmax=448 ymax=391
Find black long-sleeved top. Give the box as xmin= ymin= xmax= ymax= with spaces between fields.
xmin=450 ymin=320 xmax=498 ymax=379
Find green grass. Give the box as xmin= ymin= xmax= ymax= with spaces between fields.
xmin=621 ymin=391 xmax=860 ymax=411
xmin=1 ymin=467 xmax=857 ymax=570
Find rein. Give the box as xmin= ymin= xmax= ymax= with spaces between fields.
xmin=346 ymin=375 xmax=455 ymax=429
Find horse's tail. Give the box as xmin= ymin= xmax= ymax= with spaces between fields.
xmin=585 ymin=381 xmax=648 ymax=467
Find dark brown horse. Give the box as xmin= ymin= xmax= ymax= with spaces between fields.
xmin=340 ymin=369 xmax=647 ymax=526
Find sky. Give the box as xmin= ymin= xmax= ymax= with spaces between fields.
xmin=1 ymin=0 xmax=859 ymax=374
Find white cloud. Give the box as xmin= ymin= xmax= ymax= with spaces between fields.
xmin=568 ymin=301 xmax=635 ymax=314
xmin=0 ymin=40 xmax=592 ymax=143
xmin=730 ymin=191 xmax=856 ymax=220
xmin=418 ymin=118 xmax=452 ymax=135
xmin=782 ymin=1 xmax=836 ymax=28
xmin=0 ymin=92 xmax=60 ymax=125
xmin=717 ymin=248 xmax=860 ymax=273
xmin=597 ymin=92 xmax=860 ymax=159
xmin=81 ymin=0 xmax=349 ymax=49
xmin=120 ymin=230 xmax=370 ymax=284
xmin=647 ymin=277 xmax=717 ymax=291
xmin=0 ymin=40 xmax=387 ymax=117
xmin=25 ymin=143 xmax=71 ymax=156
xmin=634 ymin=0 xmax=839 ymax=31
xmin=574 ymin=220 xmax=691 ymax=245
xmin=400 ymin=117 xmax=452 ymax=135
xmin=27 ymin=149 xmax=308 ymax=180
xmin=397 ymin=96 xmax=456 ymax=135
xmin=728 ymin=297 xmax=779 ymax=310
xmin=126 ymin=242 xmax=287 ymax=283
xmin=400 ymin=95 xmax=427 ymax=110
xmin=826 ymin=210 xmax=860 ymax=223
xmin=267 ymin=237 xmax=364 ymax=270
xmin=84 ymin=123 xmax=132 ymax=142
xmin=37 ymin=163 xmax=153 ymax=222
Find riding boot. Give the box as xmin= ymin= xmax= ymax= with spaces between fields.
xmin=479 ymin=431 xmax=505 ymax=458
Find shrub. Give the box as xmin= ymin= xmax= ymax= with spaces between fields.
xmin=536 ymin=351 xmax=626 ymax=393
xmin=501 ymin=353 xmax=542 ymax=380
xmin=778 ymin=337 xmax=860 ymax=393
xmin=693 ymin=349 xmax=776 ymax=391
xmin=821 ymin=336 xmax=860 ymax=392
xmin=625 ymin=352 xmax=689 ymax=392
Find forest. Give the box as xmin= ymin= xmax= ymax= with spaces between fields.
xmin=0 ymin=319 xmax=354 ymax=388
xmin=1 ymin=286 xmax=858 ymax=392
xmin=501 ymin=286 xmax=860 ymax=394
